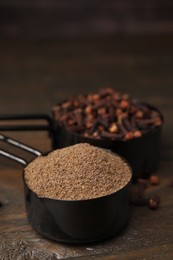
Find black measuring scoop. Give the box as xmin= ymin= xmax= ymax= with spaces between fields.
xmin=0 ymin=134 xmax=132 ymax=243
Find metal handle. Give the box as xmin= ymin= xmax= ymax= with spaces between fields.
xmin=0 ymin=134 xmax=42 ymax=166
xmin=0 ymin=150 xmax=27 ymax=166
xmin=0 ymin=134 xmax=42 ymax=156
xmin=0 ymin=114 xmax=53 ymax=131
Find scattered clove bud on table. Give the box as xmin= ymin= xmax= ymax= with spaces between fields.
xmin=149 ymin=175 xmax=160 ymax=185
xmin=147 ymin=194 xmax=161 ymax=210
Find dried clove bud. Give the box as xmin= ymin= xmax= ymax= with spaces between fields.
xmin=133 ymin=130 xmax=142 ymax=138
xmin=135 ymin=110 xmax=144 ymax=119
xmin=92 ymin=94 xmax=100 ymax=101
xmin=62 ymin=101 xmax=72 ymax=109
xmin=125 ymin=132 xmax=134 ymax=141
xmin=147 ymin=194 xmax=161 ymax=210
xmin=85 ymin=121 xmax=93 ymax=129
xmin=149 ymin=175 xmax=160 ymax=185
xmin=108 ymin=123 xmax=118 ymax=133
xmin=98 ymin=107 xmax=106 ymax=116
xmin=120 ymin=100 xmax=129 ymax=110
xmin=67 ymin=119 xmax=76 ymax=126
xmin=93 ymin=131 xmax=99 ymax=138
xmin=123 ymin=118 xmax=134 ymax=131
xmin=85 ymin=106 xmax=92 ymax=114
xmin=122 ymin=94 xmax=130 ymax=100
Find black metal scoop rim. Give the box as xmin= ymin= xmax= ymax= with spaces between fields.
xmin=0 ymin=134 xmax=132 ymax=203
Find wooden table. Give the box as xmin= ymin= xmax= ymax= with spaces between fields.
xmin=0 ymin=36 xmax=173 ymax=259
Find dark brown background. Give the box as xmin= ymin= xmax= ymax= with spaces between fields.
xmin=0 ymin=0 xmax=173 ymax=38
xmin=0 ymin=1 xmax=173 ymax=259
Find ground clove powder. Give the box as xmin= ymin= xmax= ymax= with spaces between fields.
xmin=24 ymin=143 xmax=131 ymax=200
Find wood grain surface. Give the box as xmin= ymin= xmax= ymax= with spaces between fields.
xmin=0 ymin=36 xmax=173 ymax=259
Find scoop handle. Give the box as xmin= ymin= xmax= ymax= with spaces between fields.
xmin=0 ymin=149 xmax=27 ymax=166
xmin=0 ymin=134 xmax=42 ymax=156
xmin=0 ymin=114 xmax=53 ymax=132
xmin=0 ymin=134 xmax=42 ymax=167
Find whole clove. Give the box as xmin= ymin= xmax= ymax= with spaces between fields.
xmin=147 ymin=194 xmax=161 ymax=210
xmin=149 ymin=175 xmax=160 ymax=185
xmin=108 ymin=123 xmax=118 ymax=133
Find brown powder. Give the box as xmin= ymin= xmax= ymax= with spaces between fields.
xmin=24 ymin=143 xmax=132 ymax=200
